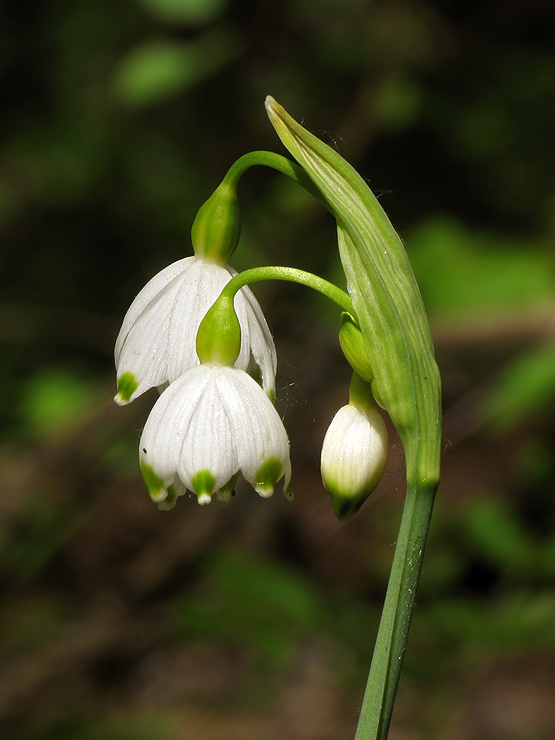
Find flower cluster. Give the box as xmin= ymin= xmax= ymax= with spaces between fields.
xmin=115 ymin=247 xmax=389 ymax=516
xmin=114 ymin=99 xmax=400 ymax=518
xmin=115 ymin=251 xmax=292 ymax=509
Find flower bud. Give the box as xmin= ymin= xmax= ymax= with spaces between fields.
xmin=339 ymin=312 xmax=374 ymax=382
xmin=321 ymin=375 xmax=388 ymax=520
xmin=191 ymin=181 xmax=241 ymax=263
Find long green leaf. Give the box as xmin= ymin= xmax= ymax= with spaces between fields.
xmin=265 ymin=96 xmax=441 ymax=487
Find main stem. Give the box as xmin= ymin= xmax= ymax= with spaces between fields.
xmin=355 ymin=479 xmax=437 ymax=740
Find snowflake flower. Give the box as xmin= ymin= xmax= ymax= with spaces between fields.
xmin=114 ymin=256 xmax=276 ymax=405
xmin=139 ymin=364 xmax=292 ymax=509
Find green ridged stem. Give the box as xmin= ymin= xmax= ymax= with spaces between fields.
xmin=355 ymin=479 xmax=436 ymax=740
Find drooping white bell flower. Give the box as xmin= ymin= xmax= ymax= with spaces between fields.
xmin=114 ymin=256 xmax=276 ymax=405
xmin=139 ymin=364 xmax=292 ymax=509
xmin=321 ymin=376 xmax=388 ymax=520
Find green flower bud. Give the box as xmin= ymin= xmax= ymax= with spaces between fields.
xmin=339 ymin=312 xmax=374 ymax=383
xmin=191 ymin=181 xmax=241 ymax=263
xmin=196 ymin=293 xmax=241 ymax=366
xmin=339 ymin=318 xmax=387 ymax=409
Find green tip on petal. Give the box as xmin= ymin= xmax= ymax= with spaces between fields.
xmin=326 ymin=486 xmax=364 ymax=521
xmin=115 ymin=372 xmax=138 ymax=405
xmin=254 ymin=457 xmax=282 ymax=497
xmin=140 ymin=461 xmax=167 ymax=503
xmin=192 ymin=469 xmax=216 ymax=504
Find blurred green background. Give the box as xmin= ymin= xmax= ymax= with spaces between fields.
xmin=2 ymin=0 xmax=555 ymax=738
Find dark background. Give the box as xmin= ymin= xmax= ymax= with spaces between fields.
xmin=2 ymin=1 xmax=555 ymax=738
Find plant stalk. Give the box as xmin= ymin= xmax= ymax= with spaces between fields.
xmin=223 ymin=265 xmax=355 ymax=316
xmin=354 ymin=478 xmax=438 ymax=740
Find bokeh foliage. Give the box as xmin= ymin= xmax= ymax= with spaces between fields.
xmin=2 ymin=0 xmax=555 ymax=738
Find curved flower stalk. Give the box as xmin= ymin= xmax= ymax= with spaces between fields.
xmin=139 ymin=364 xmax=292 ymax=510
xmin=114 ymin=255 xmax=276 ymax=405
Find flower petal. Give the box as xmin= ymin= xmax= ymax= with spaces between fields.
xmin=213 ymin=368 xmax=290 ymax=496
xmin=237 ymin=283 xmax=278 ymax=397
xmin=175 ymin=368 xmax=239 ymax=494
xmin=138 ymin=365 xmax=291 ymax=507
xmin=139 ymin=365 xmax=213 ymax=499
xmin=115 ymin=257 xmax=194 ymax=362
xmin=115 ymin=256 xmax=278 ymax=404
xmin=165 ymin=260 xmax=237 ymax=384
xmin=116 ymin=258 xmax=199 ymax=403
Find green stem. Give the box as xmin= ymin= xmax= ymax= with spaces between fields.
xmin=355 ymin=479 xmax=438 ymax=740
xmin=222 ymin=265 xmax=355 ymax=316
xmin=223 ymin=151 xmax=324 ymax=203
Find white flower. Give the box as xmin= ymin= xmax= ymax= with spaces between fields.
xmin=139 ymin=364 xmax=292 ymax=509
xmin=114 ymin=256 xmax=276 ymax=405
xmin=321 ymin=403 xmax=388 ymax=520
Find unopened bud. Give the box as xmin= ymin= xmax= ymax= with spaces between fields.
xmin=321 ymin=375 xmax=388 ymax=520
xmin=339 ymin=312 xmax=374 ymax=382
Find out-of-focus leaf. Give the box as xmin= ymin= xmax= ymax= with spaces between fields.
xmin=19 ymin=369 xmax=98 ymax=437
xmin=455 ymin=103 xmax=518 ymax=158
xmin=458 ymin=495 xmax=537 ymax=575
xmin=407 ymin=216 xmax=555 ymax=318
xmin=375 ymin=76 xmax=422 ymax=132
xmin=420 ymin=592 xmax=555 ymax=651
xmin=171 ymin=550 xmax=326 ymax=661
xmin=483 ymin=342 xmax=555 ymax=431
xmin=0 ymin=493 xmax=89 ymax=583
xmin=111 ymin=32 xmax=240 ymax=107
xmin=136 ymin=0 xmax=228 ymax=25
